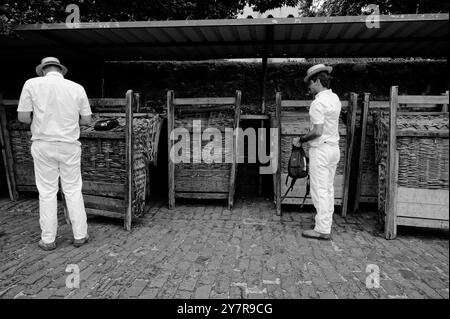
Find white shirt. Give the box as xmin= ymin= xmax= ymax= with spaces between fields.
xmin=308 ymin=89 xmax=341 ymax=147
xmin=17 ymin=71 xmax=92 ymax=145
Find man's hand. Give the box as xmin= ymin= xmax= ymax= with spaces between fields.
xmin=292 ymin=137 xmax=302 ymax=147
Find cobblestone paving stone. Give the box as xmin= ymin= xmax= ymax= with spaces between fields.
xmin=0 ymin=197 xmax=448 ymax=299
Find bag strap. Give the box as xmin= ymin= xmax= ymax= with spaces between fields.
xmin=280 ymin=177 xmax=297 ymax=202
xmin=298 ymin=175 xmax=310 ymax=210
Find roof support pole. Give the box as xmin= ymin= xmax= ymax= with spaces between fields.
xmin=257 ymin=25 xmax=274 ymax=197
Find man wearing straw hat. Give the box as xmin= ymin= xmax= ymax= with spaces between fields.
xmin=296 ymin=64 xmax=341 ymax=240
xmin=17 ymin=57 xmax=92 ymax=250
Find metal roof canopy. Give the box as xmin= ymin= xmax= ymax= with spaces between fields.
xmin=1 ymin=13 xmax=448 ymax=62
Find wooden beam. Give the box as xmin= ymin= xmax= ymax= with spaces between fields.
xmin=167 ymin=90 xmax=175 ymax=209
xmin=275 ymin=92 xmax=282 ymax=216
xmin=173 ymin=97 xmax=235 ymax=106
xmin=228 ymin=90 xmax=241 ymax=210
xmin=124 ymin=90 xmax=134 ymax=231
xmin=385 ymin=86 xmax=399 ymax=240
xmin=443 ymin=91 xmax=449 ymax=112
xmin=353 ymin=93 xmax=370 ymax=213
xmin=397 ymin=95 xmax=449 ymax=105
xmin=341 ymin=92 xmax=358 ymax=217
xmin=0 ymin=93 xmax=18 ymax=200
xmin=240 ymin=114 xmax=270 ymax=120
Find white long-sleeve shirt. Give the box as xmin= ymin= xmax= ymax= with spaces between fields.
xmin=17 ymin=71 xmax=92 ymax=145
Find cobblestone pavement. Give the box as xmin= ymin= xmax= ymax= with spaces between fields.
xmin=0 ymin=196 xmax=448 ymax=299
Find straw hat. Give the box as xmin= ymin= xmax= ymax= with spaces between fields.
xmin=304 ymin=63 xmax=332 ymax=83
xmin=35 ymin=57 xmax=68 ymax=76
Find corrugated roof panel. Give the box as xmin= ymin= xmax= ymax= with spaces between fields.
xmin=1 ymin=14 xmax=447 ymax=61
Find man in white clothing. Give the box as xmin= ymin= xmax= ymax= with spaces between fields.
xmin=298 ymin=64 xmax=341 ymax=240
xmin=17 ymin=57 xmax=92 ymax=250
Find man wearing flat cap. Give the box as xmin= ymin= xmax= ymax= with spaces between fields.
xmin=17 ymin=57 xmax=92 ymax=250
xmin=296 ymin=64 xmax=341 ymax=240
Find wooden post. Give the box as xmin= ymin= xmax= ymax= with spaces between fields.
xmin=443 ymin=91 xmax=449 ymax=112
xmin=167 ymin=90 xmax=175 ymax=209
xmin=228 ymin=90 xmax=241 ymax=209
xmin=258 ymin=55 xmax=268 ymax=197
xmin=0 ymin=93 xmax=18 ymax=200
xmin=124 ymin=90 xmax=134 ymax=231
xmin=385 ymin=86 xmax=399 ymax=240
xmin=341 ymin=92 xmax=358 ymax=217
xmin=134 ymin=93 xmax=140 ymax=113
xmin=353 ymin=93 xmax=370 ymax=213
xmin=274 ymin=92 xmax=282 ymax=216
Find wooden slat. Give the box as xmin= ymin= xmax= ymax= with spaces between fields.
xmin=84 ymin=194 xmax=125 ymax=212
xmin=228 ymin=90 xmax=241 ymax=210
xmin=80 ymin=131 xmax=125 ymax=139
xmin=124 ymin=90 xmax=133 ymax=231
xmin=397 ymin=95 xmax=449 ymax=105
xmin=16 ymin=185 xmax=38 ymax=192
xmin=240 ymin=114 xmax=270 ymax=120
xmin=397 ymin=202 xmax=449 ymax=220
xmin=397 ymin=187 xmax=449 ymax=206
xmin=167 ymin=90 xmax=175 ymax=209
xmin=173 ymin=97 xmax=235 ymax=106
xmin=85 ymin=208 xmax=124 ymax=219
xmin=353 ymin=93 xmax=370 ymax=213
xmin=82 ymin=181 xmax=125 ymax=198
xmin=176 ymin=105 xmax=232 ymax=113
xmin=443 ymin=91 xmax=449 ymax=112
xmin=385 ymin=86 xmax=399 ymax=240
xmin=0 ymin=96 xmax=18 ymax=200
xmin=281 ymin=100 xmax=349 ymax=108
xmin=396 ymin=217 xmax=449 ymax=230
xmin=396 ymin=130 xmax=448 ymax=138
xmin=341 ymin=93 xmax=358 ymax=217
xmin=275 ymin=92 xmax=282 ymax=216
xmin=175 ymin=169 xmax=230 ymax=193
xmin=94 ymin=113 xmax=156 ymax=118
xmin=175 ymin=192 xmax=228 ymax=199
xmin=281 ymin=197 xmax=343 ymax=206
xmin=2 ymin=98 xmax=127 ymax=109
xmin=89 ymin=98 xmax=127 ymax=107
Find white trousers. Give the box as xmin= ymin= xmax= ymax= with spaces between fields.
xmin=309 ymin=143 xmax=340 ymax=234
xmin=31 ymin=140 xmax=88 ymax=244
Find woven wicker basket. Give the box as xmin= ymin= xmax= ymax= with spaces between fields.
xmin=373 ymin=112 xmax=449 ymax=219
xmin=6 ymin=114 xmax=163 ymax=218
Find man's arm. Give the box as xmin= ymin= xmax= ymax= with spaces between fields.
xmin=79 ymin=114 xmax=92 ymax=126
xmin=18 ymin=112 xmax=32 ymax=124
xmin=299 ymin=100 xmax=325 ymax=143
xmin=78 ymin=86 xmax=92 ymax=126
xmin=17 ymin=81 xmax=33 ymax=124
xmin=300 ymin=124 xmax=323 ymax=143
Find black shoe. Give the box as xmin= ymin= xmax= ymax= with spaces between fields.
xmin=73 ymin=234 xmax=89 ymax=247
xmin=38 ymin=240 xmax=56 ymax=251
xmin=302 ymin=229 xmax=331 ymax=240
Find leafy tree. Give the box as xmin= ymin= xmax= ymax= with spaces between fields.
xmin=299 ymin=0 xmax=449 ymax=17
xmin=1 ymin=0 xmax=448 ymax=35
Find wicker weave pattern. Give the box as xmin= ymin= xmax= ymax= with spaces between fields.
xmin=373 ymin=112 xmax=449 ymax=219
xmin=7 ymin=114 xmax=163 ymax=218
xmin=374 ymin=112 xmax=449 ymax=189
